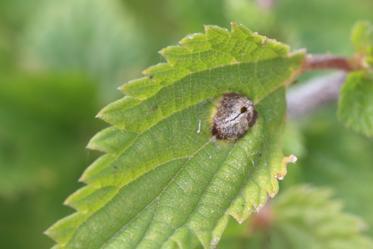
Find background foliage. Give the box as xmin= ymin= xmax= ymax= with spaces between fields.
xmin=0 ymin=0 xmax=373 ymax=248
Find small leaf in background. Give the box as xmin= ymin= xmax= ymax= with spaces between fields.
xmin=46 ymin=24 xmax=304 ymax=248
xmin=338 ymin=71 xmax=373 ymax=137
xmin=219 ymin=185 xmax=373 ymax=249
xmin=270 ymin=186 xmax=373 ymax=249
xmin=351 ymin=21 xmax=373 ymax=65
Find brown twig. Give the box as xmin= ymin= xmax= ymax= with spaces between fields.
xmin=302 ymin=54 xmax=364 ymax=72
xmin=286 ymin=53 xmax=366 ymax=118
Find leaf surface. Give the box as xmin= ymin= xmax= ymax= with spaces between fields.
xmin=351 ymin=21 xmax=373 ymax=65
xmin=338 ymin=71 xmax=373 ymax=137
xmin=47 ymin=24 xmax=303 ymax=249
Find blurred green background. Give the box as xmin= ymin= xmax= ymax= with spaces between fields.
xmin=0 ymin=0 xmax=372 ymax=248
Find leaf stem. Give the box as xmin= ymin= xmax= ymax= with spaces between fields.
xmin=286 ymin=53 xmax=366 ymax=117
xmin=302 ymin=54 xmax=364 ymax=72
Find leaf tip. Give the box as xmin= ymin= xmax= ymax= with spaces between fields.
xmin=286 ymin=154 xmax=298 ymax=164
xmin=117 ymin=84 xmax=124 ymax=91
xmin=158 ymin=47 xmax=167 ymax=57
xmin=276 ymin=154 xmax=297 ymax=181
xmin=63 ymin=197 xmax=73 ymax=208
xmin=86 ymin=139 xmax=96 ymax=151
xmin=95 ymin=110 xmax=104 ymax=119
xmin=78 ymin=174 xmax=87 ymax=183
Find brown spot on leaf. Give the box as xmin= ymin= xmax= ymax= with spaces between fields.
xmin=212 ymin=93 xmax=257 ymax=141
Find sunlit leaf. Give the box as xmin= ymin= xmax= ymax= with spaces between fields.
xmin=338 ymin=71 xmax=373 ymax=137
xmin=351 ymin=21 xmax=373 ymax=65
xmin=47 ymin=24 xmax=304 ymax=248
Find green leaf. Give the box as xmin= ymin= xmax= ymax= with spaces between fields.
xmin=47 ymin=23 xmax=304 ymax=248
xmin=351 ymin=21 xmax=373 ymax=65
xmin=270 ymin=186 xmax=373 ymax=249
xmin=219 ymin=185 xmax=373 ymax=249
xmin=338 ymin=71 xmax=373 ymax=137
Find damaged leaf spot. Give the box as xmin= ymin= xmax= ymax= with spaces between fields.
xmin=212 ymin=93 xmax=257 ymax=141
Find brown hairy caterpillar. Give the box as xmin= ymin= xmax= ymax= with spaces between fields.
xmin=212 ymin=93 xmax=257 ymax=141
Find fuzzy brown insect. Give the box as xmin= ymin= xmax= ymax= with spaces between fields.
xmin=212 ymin=93 xmax=257 ymax=141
